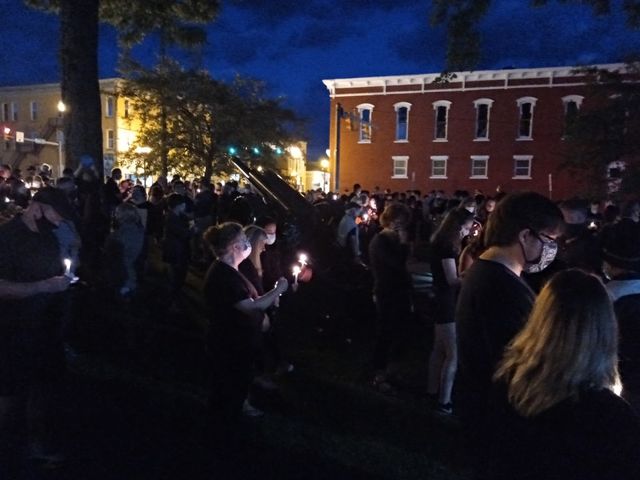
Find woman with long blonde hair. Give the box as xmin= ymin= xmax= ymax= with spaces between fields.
xmin=489 ymin=269 xmax=640 ymax=479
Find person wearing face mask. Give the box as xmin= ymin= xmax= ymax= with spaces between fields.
xmin=455 ymin=192 xmax=562 ymax=475
xmin=0 ymin=188 xmax=73 ymax=472
xmin=427 ymin=207 xmax=474 ymax=414
xmin=202 ymin=223 xmax=288 ymax=449
xmin=256 ymin=217 xmax=283 ymax=294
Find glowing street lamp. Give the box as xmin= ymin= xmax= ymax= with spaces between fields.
xmin=56 ymin=100 xmax=66 ymax=178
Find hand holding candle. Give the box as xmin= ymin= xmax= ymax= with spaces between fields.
xmin=292 ymin=265 xmax=301 ymax=285
xmin=63 ymin=258 xmax=72 ymax=277
xmin=298 ymin=253 xmax=308 ymax=267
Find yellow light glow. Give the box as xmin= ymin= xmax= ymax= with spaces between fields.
xmin=57 ymin=100 xmax=66 ymax=113
xmin=135 ymin=146 xmax=152 ymax=154
xmin=289 ymin=146 xmax=303 ymax=159
xmin=320 ymin=158 xmax=329 ymax=169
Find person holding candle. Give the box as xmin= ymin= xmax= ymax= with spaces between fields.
xmin=202 ymin=222 xmax=288 ymax=448
xmin=488 ymin=269 xmax=640 ymax=479
xmin=0 ymin=188 xmax=72 ymax=472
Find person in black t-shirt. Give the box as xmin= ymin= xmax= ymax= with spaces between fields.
xmin=455 ymin=192 xmax=562 ymax=474
xmin=202 ymin=222 xmax=288 ymax=447
xmin=427 ymin=208 xmax=474 ymax=414
xmin=368 ymin=203 xmax=412 ymax=393
xmin=0 ymin=188 xmax=72 ymax=469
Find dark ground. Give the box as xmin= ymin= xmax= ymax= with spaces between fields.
xmin=6 ymin=251 xmax=472 ymax=480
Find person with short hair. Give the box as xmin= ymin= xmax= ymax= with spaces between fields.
xmin=0 ymin=188 xmax=73 ymax=471
xmin=489 ymin=269 xmax=640 ymax=479
xmin=455 ymin=192 xmax=562 ymax=469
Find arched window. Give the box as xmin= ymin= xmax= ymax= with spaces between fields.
xmin=516 ymin=97 xmax=537 ymax=139
xmin=432 ymin=100 xmax=452 ymax=141
xmin=473 ymin=98 xmax=494 ymax=140
xmin=394 ymin=102 xmax=412 ymax=142
xmin=356 ymin=103 xmax=374 ymax=143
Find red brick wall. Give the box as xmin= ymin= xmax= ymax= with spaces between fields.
xmin=328 ymin=83 xmax=592 ymax=199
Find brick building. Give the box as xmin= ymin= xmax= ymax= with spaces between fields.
xmin=323 ymin=63 xmax=624 ymax=199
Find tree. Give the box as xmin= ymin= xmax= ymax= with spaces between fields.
xmin=119 ymin=63 xmax=300 ymax=182
xmin=561 ymin=63 xmax=640 ymax=199
xmin=431 ymin=0 xmax=640 ymax=70
xmin=24 ymin=0 xmax=219 ymax=176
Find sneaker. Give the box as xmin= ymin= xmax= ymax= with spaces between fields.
xmin=435 ymin=402 xmax=453 ymax=415
xmin=242 ymin=399 xmax=264 ymax=417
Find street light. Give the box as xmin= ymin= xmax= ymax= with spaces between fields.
xmin=57 ymin=100 xmax=66 ymax=178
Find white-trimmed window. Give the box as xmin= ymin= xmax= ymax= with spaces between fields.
xmin=1 ymin=103 xmax=8 ymax=121
xmin=11 ymin=102 xmax=18 ymax=121
xmin=513 ymin=155 xmax=532 ymax=179
xmin=473 ymin=98 xmax=493 ymax=140
xmin=106 ymin=129 xmax=115 ymax=150
xmin=105 ymin=96 xmax=115 ymax=118
xmin=357 ymin=103 xmax=374 ymax=143
xmin=516 ymin=97 xmax=537 ymax=139
xmin=430 ymin=155 xmax=448 ymax=179
xmin=470 ymin=156 xmax=489 ymax=178
xmin=433 ymin=100 xmax=451 ymax=141
xmin=124 ymin=99 xmax=130 ymax=119
xmin=392 ymin=156 xmax=409 ymax=178
xmin=30 ymin=101 xmax=38 ymax=121
xmin=394 ymin=102 xmax=411 ymax=142
xmin=562 ymin=95 xmax=584 ymax=136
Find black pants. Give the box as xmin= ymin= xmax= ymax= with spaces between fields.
xmin=372 ymin=292 xmax=412 ymax=371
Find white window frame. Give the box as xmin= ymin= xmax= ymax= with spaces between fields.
xmin=391 ymin=155 xmax=409 ymax=179
xmin=106 ymin=129 xmax=115 ymax=150
xmin=394 ymin=102 xmax=411 ymax=142
xmin=470 ymin=155 xmax=489 ymax=179
xmin=356 ymin=103 xmax=374 ymax=143
xmin=430 ymin=155 xmax=448 ymax=179
xmin=473 ymin=98 xmax=493 ymax=141
xmin=105 ymin=96 xmax=115 ymax=118
xmin=516 ymin=97 xmax=537 ymax=140
xmin=30 ymin=101 xmax=38 ymax=121
xmin=432 ymin=100 xmax=451 ymax=142
xmin=10 ymin=102 xmax=18 ymax=121
xmin=561 ymin=95 xmax=584 ymax=138
xmin=513 ymin=155 xmax=533 ymax=179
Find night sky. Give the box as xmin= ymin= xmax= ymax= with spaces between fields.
xmin=1 ymin=0 xmax=639 ymax=161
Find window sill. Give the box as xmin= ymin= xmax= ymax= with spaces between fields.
xmin=473 ymin=138 xmax=490 ymax=142
xmin=516 ymin=137 xmax=533 ymax=141
xmin=391 ymin=175 xmax=408 ymax=179
xmin=470 ymin=176 xmax=488 ymax=180
xmin=433 ymin=138 xmax=448 ymax=143
xmin=357 ymin=140 xmax=372 ymax=144
xmin=430 ymin=175 xmax=447 ymax=179
xmin=394 ymin=139 xmax=409 ymax=143
xmin=512 ymin=176 xmax=532 ymax=180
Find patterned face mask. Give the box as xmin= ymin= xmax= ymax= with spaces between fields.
xmin=522 ymin=231 xmax=558 ymax=273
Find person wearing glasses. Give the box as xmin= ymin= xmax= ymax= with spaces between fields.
xmin=202 ymin=222 xmax=288 ymax=449
xmin=455 ymin=192 xmax=563 ymax=474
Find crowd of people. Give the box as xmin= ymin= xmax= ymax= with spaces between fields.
xmin=2 ymin=158 xmax=640 ymax=477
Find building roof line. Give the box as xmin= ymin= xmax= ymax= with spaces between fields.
xmin=0 ymin=78 xmax=124 ymax=93
xmin=322 ymin=63 xmax=626 ymax=93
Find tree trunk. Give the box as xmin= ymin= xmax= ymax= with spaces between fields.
xmin=59 ymin=0 xmax=103 ymax=176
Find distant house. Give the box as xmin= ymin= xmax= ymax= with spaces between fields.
xmin=323 ymin=64 xmax=625 ymax=199
xmin=0 ymin=78 xmax=137 ymax=177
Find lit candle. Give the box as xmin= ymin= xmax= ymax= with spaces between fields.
xmin=292 ymin=265 xmax=301 ymax=285
xmin=63 ymin=258 xmax=72 ymax=276
xmin=298 ymin=253 xmax=308 ymax=267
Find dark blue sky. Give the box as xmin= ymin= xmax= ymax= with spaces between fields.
xmin=1 ymin=0 xmax=639 ymax=161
